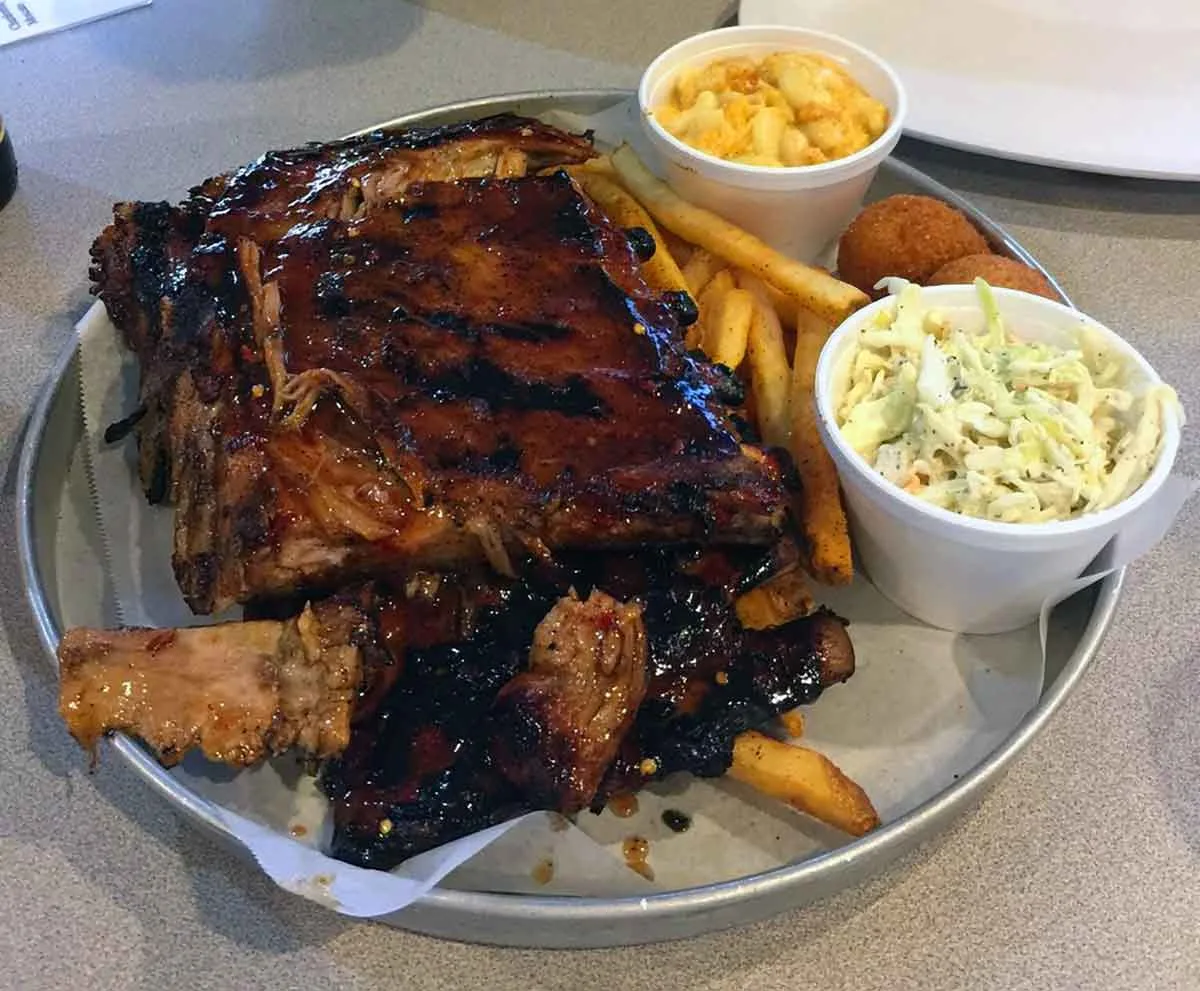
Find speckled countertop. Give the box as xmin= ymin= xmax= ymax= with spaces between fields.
xmin=1 ymin=2 xmax=1197 ymax=988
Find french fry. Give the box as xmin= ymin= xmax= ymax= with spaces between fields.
xmin=734 ymin=566 xmax=814 ymax=630
xmin=738 ymin=273 xmax=792 ymax=449
xmin=570 ymin=155 xmax=619 ymax=179
xmin=661 ymin=230 xmax=695 ymax=268
xmin=571 ymin=171 xmax=689 ymax=294
xmin=682 ymin=249 xmax=724 ymax=297
xmin=705 ymin=287 xmax=754 ymax=369
xmin=738 ymin=269 xmax=799 ymax=354
xmin=793 ymin=304 xmax=835 ymax=345
xmin=690 ymin=268 xmax=735 ymax=351
xmin=547 ymin=157 xmax=620 ymax=184
xmin=742 ymin=373 xmax=759 ymax=432
xmin=609 ymin=145 xmax=869 ymax=325
xmin=790 ymin=310 xmax=854 ymax=585
xmin=758 ymin=279 xmax=799 ymax=330
xmin=731 ymin=731 xmax=879 ymax=836
xmin=779 ymin=709 xmax=805 ymax=739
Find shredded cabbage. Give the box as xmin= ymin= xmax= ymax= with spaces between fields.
xmin=836 ymin=279 xmax=1182 ymax=523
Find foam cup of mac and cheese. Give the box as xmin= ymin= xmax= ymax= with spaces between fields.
xmin=639 ymin=26 xmax=906 ymax=262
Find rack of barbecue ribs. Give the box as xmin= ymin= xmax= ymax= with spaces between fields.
xmin=59 ymin=114 xmax=861 ymax=870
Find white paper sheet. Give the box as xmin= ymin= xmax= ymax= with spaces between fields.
xmin=0 ymin=0 xmax=149 ymax=47
xmin=77 ymin=300 xmax=1192 ymax=916
xmin=67 ymin=103 xmax=1196 ymax=916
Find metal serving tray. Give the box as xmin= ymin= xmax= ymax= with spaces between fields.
xmin=17 ymin=90 xmax=1120 ymax=948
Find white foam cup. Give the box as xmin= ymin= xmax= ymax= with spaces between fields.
xmin=638 ymin=26 xmax=907 ymax=262
xmin=814 ymin=285 xmax=1182 ymax=634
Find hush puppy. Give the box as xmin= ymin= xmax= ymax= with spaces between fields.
xmin=837 ymin=194 xmax=989 ymax=294
xmin=927 ymin=253 xmax=1058 ymax=299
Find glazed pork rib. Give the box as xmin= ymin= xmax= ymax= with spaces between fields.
xmin=323 ymin=551 xmax=855 ymax=870
xmin=64 ymin=114 xmax=856 ymax=870
xmin=490 ymin=589 xmax=649 ymax=813
xmin=91 ymin=114 xmax=596 ymax=364
xmin=90 ymin=114 xmax=597 ymax=508
xmin=57 ymin=550 xmax=856 ymax=869
xmin=58 ymin=597 xmax=371 ymax=766
xmin=90 ymin=119 xmax=789 ymax=614
xmin=189 ymin=173 xmax=786 ymax=611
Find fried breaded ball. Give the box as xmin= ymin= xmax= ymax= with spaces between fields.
xmin=837 ymin=194 xmax=989 ymax=294
xmin=927 ymin=253 xmax=1058 ymax=300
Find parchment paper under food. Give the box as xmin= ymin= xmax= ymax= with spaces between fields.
xmin=65 ymin=103 xmax=1196 ymax=916
xmin=74 ymin=302 xmax=1195 ymax=916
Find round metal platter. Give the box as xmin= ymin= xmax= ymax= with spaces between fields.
xmin=17 ymin=90 xmax=1122 ymax=948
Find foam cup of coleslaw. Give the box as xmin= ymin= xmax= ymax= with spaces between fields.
xmin=814 ymin=282 xmax=1183 ymax=634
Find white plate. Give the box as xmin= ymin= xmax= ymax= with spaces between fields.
xmin=739 ymin=0 xmax=1200 ymax=181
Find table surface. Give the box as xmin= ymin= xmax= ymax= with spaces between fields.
xmin=1 ymin=3 xmax=1198 ymax=989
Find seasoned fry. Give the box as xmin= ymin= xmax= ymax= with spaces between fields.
xmin=793 ymin=305 xmax=835 ymax=346
xmin=734 ymin=566 xmax=814 ymax=630
xmin=742 ymin=373 xmax=759 ymax=431
xmin=547 ymin=157 xmax=620 ymax=185
xmin=661 ymin=230 xmax=695 ymax=268
xmin=790 ymin=309 xmax=854 ymax=585
xmin=690 ymin=268 xmax=735 ymax=351
xmin=570 ymin=155 xmax=619 ymax=179
xmin=731 ymin=731 xmax=879 ymax=836
xmin=738 ymin=274 xmax=792 ymax=449
xmin=737 ymin=269 xmax=800 ymax=352
xmin=779 ymin=709 xmax=805 ymax=739
xmin=754 ymin=277 xmax=799 ymax=330
xmin=610 ymin=144 xmax=869 ymax=324
xmin=705 ymin=287 xmax=754 ymax=369
xmin=572 ymin=171 xmax=689 ymax=294
xmin=682 ymin=249 xmax=725 ymax=297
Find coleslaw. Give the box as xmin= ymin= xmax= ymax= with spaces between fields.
xmin=836 ymin=279 xmax=1181 ymax=523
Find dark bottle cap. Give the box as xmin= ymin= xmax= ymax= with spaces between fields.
xmin=0 ymin=117 xmax=17 ymax=212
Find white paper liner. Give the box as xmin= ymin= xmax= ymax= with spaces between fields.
xmin=67 ymin=102 xmax=1197 ymax=917
xmin=76 ymin=298 xmax=1195 ymax=915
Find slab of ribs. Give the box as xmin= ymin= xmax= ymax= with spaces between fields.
xmin=58 ymin=114 xmax=859 ymax=870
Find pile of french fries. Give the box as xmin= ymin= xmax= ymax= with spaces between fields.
xmin=559 ymin=145 xmax=880 ymax=839
xmin=566 ymin=144 xmax=861 ymax=587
